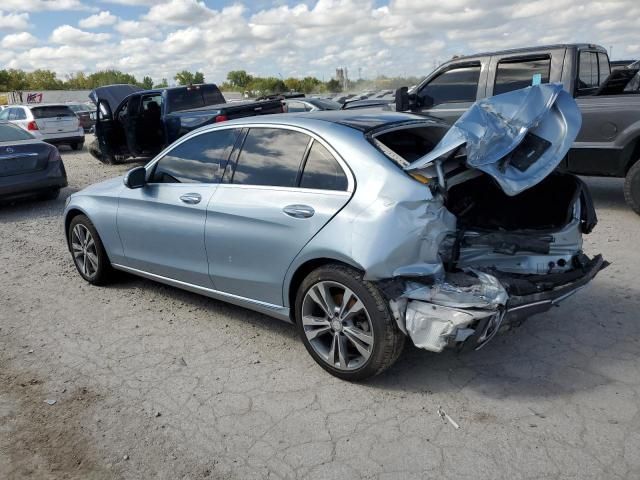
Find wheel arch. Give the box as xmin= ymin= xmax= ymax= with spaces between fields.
xmin=285 ymin=256 xmax=365 ymax=322
xmin=64 ymin=207 xmax=89 ymax=247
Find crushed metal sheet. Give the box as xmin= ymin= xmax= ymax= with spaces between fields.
xmin=402 ymin=269 xmax=508 ymax=309
xmin=404 ymin=301 xmax=494 ymax=352
xmin=404 ymin=83 xmax=582 ymax=196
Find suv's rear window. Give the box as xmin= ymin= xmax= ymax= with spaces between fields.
xmin=0 ymin=122 xmax=34 ymax=141
xmin=31 ymin=106 xmax=75 ymax=119
xmin=166 ymin=85 xmax=225 ymax=113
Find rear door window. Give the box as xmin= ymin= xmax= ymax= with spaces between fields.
xmin=578 ymin=51 xmax=599 ymax=89
xmin=31 ymin=106 xmax=75 ymax=119
xmin=300 ymin=141 xmax=348 ymax=191
xmin=598 ymin=52 xmax=611 ymax=83
xmin=419 ymin=64 xmax=481 ymax=106
xmin=494 ymin=56 xmax=551 ymax=95
xmin=151 ymin=129 xmax=240 ymax=183
xmin=232 ymin=128 xmax=310 ymax=187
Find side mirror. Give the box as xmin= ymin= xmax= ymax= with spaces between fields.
xmin=123 ymin=166 xmax=147 ymax=189
xmin=395 ymin=87 xmax=409 ymax=111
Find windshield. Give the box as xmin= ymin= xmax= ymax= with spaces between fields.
xmin=166 ymin=85 xmax=226 ymax=113
xmin=31 ymin=106 xmax=75 ymax=119
xmin=0 ymin=122 xmax=35 ymax=141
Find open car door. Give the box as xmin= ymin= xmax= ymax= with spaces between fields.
xmin=89 ymin=84 xmax=143 ymax=163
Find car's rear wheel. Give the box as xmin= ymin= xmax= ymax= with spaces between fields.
xmin=70 ymin=142 xmax=84 ymax=151
xmin=68 ymin=214 xmax=113 ymax=285
xmin=295 ymin=264 xmax=405 ymax=381
xmin=624 ymin=160 xmax=640 ymax=215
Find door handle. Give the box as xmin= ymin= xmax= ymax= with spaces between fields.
xmin=283 ymin=204 xmax=315 ymax=218
xmin=179 ymin=193 xmax=202 ymax=204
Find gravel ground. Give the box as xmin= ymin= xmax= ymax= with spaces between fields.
xmin=1 ymin=137 xmax=639 ymax=480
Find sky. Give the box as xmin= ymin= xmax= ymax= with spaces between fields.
xmin=0 ymin=0 xmax=638 ymax=84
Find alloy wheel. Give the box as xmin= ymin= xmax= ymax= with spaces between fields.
xmin=301 ymin=280 xmax=374 ymax=371
xmin=71 ymin=224 xmax=99 ymax=278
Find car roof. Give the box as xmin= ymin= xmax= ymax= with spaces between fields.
xmin=221 ymin=110 xmax=439 ymax=133
xmin=444 ymin=43 xmax=607 ymax=63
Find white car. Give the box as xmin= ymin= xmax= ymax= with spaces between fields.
xmin=0 ymin=104 xmax=85 ymax=150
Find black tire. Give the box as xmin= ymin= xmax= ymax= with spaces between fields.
xmin=624 ymin=160 xmax=640 ymax=215
xmin=68 ymin=214 xmax=113 ymax=285
xmin=295 ymin=264 xmax=405 ymax=381
xmin=40 ymin=188 xmax=60 ymax=201
xmin=70 ymin=142 xmax=84 ymax=151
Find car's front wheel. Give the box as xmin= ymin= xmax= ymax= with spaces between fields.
xmin=295 ymin=264 xmax=405 ymax=381
xmin=68 ymin=214 xmax=113 ymax=285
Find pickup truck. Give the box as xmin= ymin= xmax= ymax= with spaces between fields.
xmin=89 ymin=83 xmax=284 ymax=164
xmin=396 ymin=44 xmax=640 ymax=214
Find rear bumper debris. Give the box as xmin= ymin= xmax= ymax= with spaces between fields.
xmin=387 ymin=254 xmax=606 ymax=353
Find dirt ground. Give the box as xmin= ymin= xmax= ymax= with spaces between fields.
xmin=1 ymin=137 xmax=639 ymax=479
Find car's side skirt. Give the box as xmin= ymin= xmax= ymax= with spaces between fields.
xmin=111 ymin=264 xmax=293 ymax=323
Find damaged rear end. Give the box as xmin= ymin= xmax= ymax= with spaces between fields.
xmin=371 ymin=84 xmax=607 ymax=353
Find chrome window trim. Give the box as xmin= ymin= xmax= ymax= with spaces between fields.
xmin=144 ymin=122 xmax=355 ymax=193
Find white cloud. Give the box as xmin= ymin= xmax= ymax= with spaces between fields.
xmin=1 ymin=31 xmax=38 ymax=49
xmin=0 ymin=10 xmax=31 ymax=30
xmin=1 ymin=0 xmax=88 ymax=12
xmin=2 ymin=0 xmax=640 ymax=83
xmin=79 ymin=11 xmax=117 ymax=29
xmin=50 ymin=25 xmax=111 ymax=45
xmin=145 ymin=0 xmax=215 ymax=26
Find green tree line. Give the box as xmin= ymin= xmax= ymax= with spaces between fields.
xmin=0 ymin=67 xmax=421 ymax=95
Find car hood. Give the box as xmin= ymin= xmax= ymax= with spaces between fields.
xmin=405 ymin=83 xmax=582 ymax=196
xmin=89 ymin=84 xmax=143 ymax=112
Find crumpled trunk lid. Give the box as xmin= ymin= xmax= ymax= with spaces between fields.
xmin=404 ymin=83 xmax=582 ymax=196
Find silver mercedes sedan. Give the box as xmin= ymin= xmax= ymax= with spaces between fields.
xmin=64 ymin=84 xmax=605 ymax=380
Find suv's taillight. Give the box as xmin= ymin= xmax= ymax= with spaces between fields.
xmin=27 ymin=121 xmax=38 ymax=131
xmin=214 ymin=114 xmax=228 ymax=123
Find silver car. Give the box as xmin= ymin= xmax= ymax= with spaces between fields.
xmin=64 ymin=84 xmax=605 ymax=380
